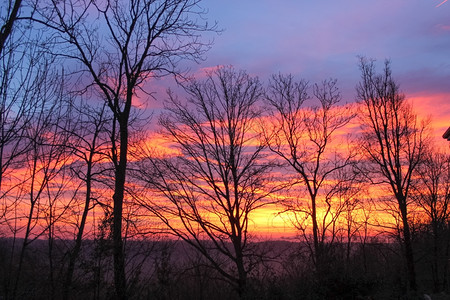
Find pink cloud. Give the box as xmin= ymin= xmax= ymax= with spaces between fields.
xmin=436 ymin=24 xmax=450 ymax=31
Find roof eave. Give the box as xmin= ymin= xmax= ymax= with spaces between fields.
xmin=443 ymin=127 xmax=450 ymax=141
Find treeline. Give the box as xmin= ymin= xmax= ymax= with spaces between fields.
xmin=1 ymin=0 xmax=449 ymax=299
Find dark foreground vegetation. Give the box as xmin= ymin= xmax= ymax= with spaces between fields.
xmin=2 ymin=228 xmax=450 ymax=300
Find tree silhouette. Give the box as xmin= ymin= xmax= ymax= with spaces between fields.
xmin=135 ymin=67 xmax=278 ymax=298
xmin=40 ymin=1 xmax=215 ymax=297
xmin=265 ymin=74 xmax=355 ymax=269
xmin=412 ymin=149 xmax=450 ymax=292
xmin=356 ymin=57 xmax=429 ymax=292
xmin=0 ymin=0 xmax=23 ymax=56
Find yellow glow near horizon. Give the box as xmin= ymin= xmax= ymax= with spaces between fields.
xmin=1 ymin=98 xmax=448 ymax=240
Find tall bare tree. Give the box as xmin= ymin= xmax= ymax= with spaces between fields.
xmin=264 ymin=74 xmax=355 ymax=268
xmin=356 ymin=57 xmax=428 ymax=292
xmin=39 ymin=1 xmax=215 ymax=298
xmin=134 ymin=67 xmax=278 ymax=298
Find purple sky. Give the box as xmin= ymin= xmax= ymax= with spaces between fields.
xmin=199 ymin=1 xmax=450 ymax=95
xmin=150 ymin=0 xmax=450 ymax=138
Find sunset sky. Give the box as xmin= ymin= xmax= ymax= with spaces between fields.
xmin=156 ymin=0 xmax=450 ymax=238
xmin=3 ymin=0 xmax=450 ymax=241
xmin=157 ymin=0 xmax=450 ymax=143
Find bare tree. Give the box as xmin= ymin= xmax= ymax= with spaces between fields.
xmin=58 ymin=99 xmax=111 ymax=300
xmin=355 ymin=197 xmax=376 ymax=274
xmin=0 ymin=0 xmax=23 ymax=56
xmin=5 ymin=65 xmax=74 ymax=300
xmin=134 ymin=67 xmax=278 ymax=298
xmin=356 ymin=57 xmax=428 ymax=292
xmin=0 ymin=1 xmax=44 ymax=211
xmin=0 ymin=5 xmax=70 ymax=297
xmin=333 ymin=167 xmax=363 ymax=265
xmin=37 ymin=1 xmax=215 ymax=297
xmin=264 ymin=74 xmax=355 ymax=268
xmin=412 ymin=149 xmax=450 ymax=292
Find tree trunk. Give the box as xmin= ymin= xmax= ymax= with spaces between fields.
xmin=113 ymin=119 xmax=128 ymax=300
xmin=12 ymin=150 xmax=39 ymax=300
xmin=62 ymin=160 xmax=93 ymax=300
xmin=0 ymin=0 xmax=22 ymax=56
xmin=399 ymin=197 xmax=417 ymax=291
xmin=234 ymin=241 xmax=247 ymax=299
xmin=311 ymin=195 xmax=320 ymax=267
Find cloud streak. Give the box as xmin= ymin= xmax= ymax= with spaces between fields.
xmin=436 ymin=0 xmax=448 ymax=7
